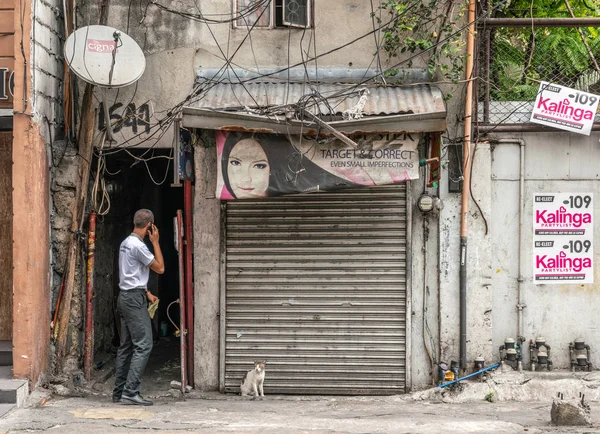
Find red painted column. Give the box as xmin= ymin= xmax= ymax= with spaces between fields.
xmin=183 ymin=180 xmax=194 ymax=386
xmin=84 ymin=211 xmax=96 ymax=381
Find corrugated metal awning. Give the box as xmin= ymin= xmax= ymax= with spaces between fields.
xmin=190 ymin=82 xmax=445 ymax=117
xmin=182 ymin=81 xmax=447 ymax=134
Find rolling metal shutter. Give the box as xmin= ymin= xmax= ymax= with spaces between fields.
xmin=221 ymin=185 xmax=409 ymax=395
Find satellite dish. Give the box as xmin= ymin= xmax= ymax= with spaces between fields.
xmin=64 ymin=25 xmax=146 ymax=88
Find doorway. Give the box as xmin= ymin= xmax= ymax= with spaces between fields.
xmin=93 ymin=148 xmax=187 ymax=393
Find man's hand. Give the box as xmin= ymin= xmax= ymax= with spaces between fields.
xmin=146 ymin=291 xmax=158 ymax=304
xmin=148 ymin=224 xmax=160 ymax=244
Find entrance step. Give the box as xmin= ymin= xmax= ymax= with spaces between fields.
xmin=0 ymin=362 xmax=28 ymax=408
xmin=0 ymin=341 xmax=11 ymax=366
xmin=0 ymin=403 xmax=14 ymax=419
xmin=0 ymin=378 xmax=27 ymax=407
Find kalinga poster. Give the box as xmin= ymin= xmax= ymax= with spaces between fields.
xmin=215 ymin=131 xmax=420 ymax=200
xmin=533 ymin=193 xmax=594 ymax=284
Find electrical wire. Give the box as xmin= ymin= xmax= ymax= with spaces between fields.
xmin=167 ymin=299 xmax=181 ymax=333
xmin=91 ymin=131 xmax=112 ymax=216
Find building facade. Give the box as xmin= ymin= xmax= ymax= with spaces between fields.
xmin=4 ymin=0 xmax=600 ymax=394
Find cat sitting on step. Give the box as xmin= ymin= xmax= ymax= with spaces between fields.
xmin=240 ymin=360 xmax=266 ymax=398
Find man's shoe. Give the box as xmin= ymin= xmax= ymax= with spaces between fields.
xmin=112 ymin=395 xmax=122 ymax=403
xmin=121 ymin=393 xmax=153 ymax=406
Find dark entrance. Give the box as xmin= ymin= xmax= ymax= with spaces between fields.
xmin=93 ymin=148 xmax=185 ymax=393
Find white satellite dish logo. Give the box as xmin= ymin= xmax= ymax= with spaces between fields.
xmin=86 ymin=39 xmax=118 ymax=54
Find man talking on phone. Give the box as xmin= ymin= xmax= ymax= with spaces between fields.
xmin=113 ymin=209 xmax=164 ymax=406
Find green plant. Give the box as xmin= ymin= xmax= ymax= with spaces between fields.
xmin=488 ymin=0 xmax=600 ymax=101
xmin=375 ymin=0 xmax=469 ymax=83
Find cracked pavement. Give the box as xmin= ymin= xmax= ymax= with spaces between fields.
xmin=2 ymin=392 xmax=600 ymax=433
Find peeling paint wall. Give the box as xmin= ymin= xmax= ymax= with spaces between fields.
xmin=490 ymin=132 xmax=600 ymax=370
xmin=438 ymin=142 xmax=494 ymax=370
xmin=437 ymin=132 xmax=600 ymax=374
xmin=193 ymin=134 xmax=221 ymax=391
xmin=12 ymin=0 xmax=63 ymax=384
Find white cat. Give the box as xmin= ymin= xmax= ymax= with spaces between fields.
xmin=240 ymin=360 xmax=266 ymax=398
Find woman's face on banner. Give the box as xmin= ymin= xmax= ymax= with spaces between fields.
xmin=228 ymin=138 xmax=270 ymax=198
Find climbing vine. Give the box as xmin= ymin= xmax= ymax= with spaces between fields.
xmin=375 ymin=0 xmax=469 ymax=84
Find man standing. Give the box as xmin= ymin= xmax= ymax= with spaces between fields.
xmin=113 ymin=209 xmax=164 ymax=406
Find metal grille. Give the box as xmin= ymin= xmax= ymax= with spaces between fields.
xmin=222 ymin=186 xmax=408 ymax=395
xmin=283 ymin=0 xmax=309 ymax=27
xmin=478 ymin=25 xmax=600 ymax=124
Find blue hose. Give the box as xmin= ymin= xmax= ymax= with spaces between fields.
xmin=437 ymin=363 xmax=501 ymax=388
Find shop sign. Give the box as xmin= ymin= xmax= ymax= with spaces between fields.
xmin=216 ymin=131 xmax=420 ymax=199
xmin=533 ymin=192 xmax=594 ymax=284
xmin=530 ymin=82 xmax=599 ymax=136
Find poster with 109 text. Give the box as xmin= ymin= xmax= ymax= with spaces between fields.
xmin=533 ymin=193 xmax=593 ymax=284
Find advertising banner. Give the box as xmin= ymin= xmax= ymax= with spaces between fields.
xmin=216 ymin=131 xmax=420 ymax=200
xmin=533 ymin=193 xmax=594 ymax=284
xmin=530 ymin=81 xmax=599 ymax=136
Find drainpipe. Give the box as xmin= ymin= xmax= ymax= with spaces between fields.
xmin=459 ymin=0 xmax=477 ymax=371
xmin=84 ymin=210 xmax=97 ymax=381
xmin=491 ymin=139 xmax=526 ymax=339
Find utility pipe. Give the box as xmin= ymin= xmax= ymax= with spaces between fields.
xmin=482 ymin=17 xmax=600 ymax=27
xmin=459 ymin=0 xmax=477 ymax=372
xmin=437 ymin=363 xmax=501 ymax=388
xmin=479 ymin=123 xmax=600 ymax=133
xmin=176 ymin=210 xmax=188 ymax=393
xmin=183 ymin=180 xmax=194 ymax=386
xmin=490 ymin=139 xmax=526 ymax=340
xmin=84 ymin=210 xmax=97 ymax=381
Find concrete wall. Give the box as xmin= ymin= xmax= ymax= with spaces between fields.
xmin=435 ymin=131 xmax=600 ymax=373
xmin=12 ymin=0 xmax=64 ymax=383
xmin=193 ymin=134 xmax=221 ymax=391
xmin=437 ymin=142 xmax=494 ymax=370
xmin=32 ymin=0 xmax=64 ymax=144
xmin=79 ymin=0 xmax=429 ymax=149
xmin=12 ymin=0 xmax=53 ymax=378
xmin=409 ymin=179 xmax=441 ymax=388
xmin=489 ymin=132 xmax=600 ymax=369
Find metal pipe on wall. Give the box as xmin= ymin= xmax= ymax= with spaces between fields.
xmin=183 ymin=180 xmax=194 ymax=386
xmin=84 ymin=210 xmax=97 ymax=381
xmin=491 ymin=139 xmax=526 ymax=339
xmin=176 ymin=210 xmax=188 ymax=392
xmin=459 ymin=0 xmax=477 ymax=371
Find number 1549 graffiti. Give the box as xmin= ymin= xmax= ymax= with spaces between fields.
xmin=98 ymin=102 xmax=151 ymax=134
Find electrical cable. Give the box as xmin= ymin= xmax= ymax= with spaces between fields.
xmin=84 ymin=0 xmax=423 ymax=154
xmin=89 ymin=0 xmax=522 ymax=164
xmin=91 ymin=131 xmax=112 ymax=216
xmin=167 ymin=299 xmax=181 ymax=334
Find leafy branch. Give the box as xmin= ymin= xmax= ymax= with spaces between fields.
xmin=375 ymin=0 xmax=469 ymax=84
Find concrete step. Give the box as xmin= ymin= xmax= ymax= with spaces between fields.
xmin=0 ymin=363 xmax=27 ymax=408
xmin=0 ymin=403 xmax=14 ymax=419
xmin=0 ymin=341 xmax=11 ymax=367
xmin=0 ymin=366 xmax=11 ymax=379
xmin=0 ymin=378 xmax=28 ymax=407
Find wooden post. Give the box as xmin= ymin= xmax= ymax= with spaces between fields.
xmin=54 ymin=84 xmax=96 ymax=367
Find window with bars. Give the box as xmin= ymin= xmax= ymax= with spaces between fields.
xmin=233 ymin=0 xmax=312 ymax=29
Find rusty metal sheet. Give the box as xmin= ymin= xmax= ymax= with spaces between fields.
xmin=182 ymin=107 xmax=447 ymax=134
xmin=191 ymin=82 xmax=445 ymax=116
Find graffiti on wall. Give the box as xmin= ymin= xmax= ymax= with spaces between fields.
xmin=98 ymin=102 xmax=151 ymax=134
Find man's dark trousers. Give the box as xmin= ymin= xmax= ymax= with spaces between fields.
xmin=113 ymin=288 xmax=153 ymax=398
